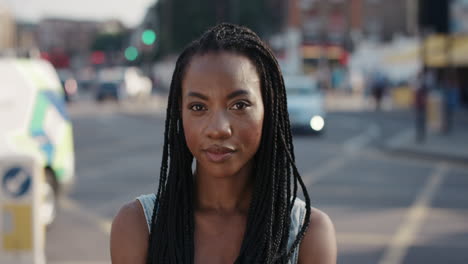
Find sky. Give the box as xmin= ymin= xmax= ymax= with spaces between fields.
xmin=1 ymin=0 xmax=156 ymax=27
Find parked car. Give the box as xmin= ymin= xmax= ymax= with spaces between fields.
xmin=0 ymin=58 xmax=75 ymax=226
xmin=95 ymin=66 xmax=152 ymax=101
xmin=95 ymin=81 xmax=121 ymax=102
xmin=284 ymin=75 xmax=326 ymax=134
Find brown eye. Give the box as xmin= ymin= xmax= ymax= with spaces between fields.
xmin=230 ymin=101 xmax=250 ymax=110
xmin=190 ymin=104 xmax=206 ymax=112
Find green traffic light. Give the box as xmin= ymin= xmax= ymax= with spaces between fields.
xmin=125 ymin=46 xmax=138 ymax=61
xmin=142 ymin=30 xmax=157 ymax=45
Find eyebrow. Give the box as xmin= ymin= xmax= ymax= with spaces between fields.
xmin=227 ymin=90 xmax=250 ymax=100
xmin=187 ymin=92 xmax=209 ymax=100
xmin=187 ymin=90 xmax=250 ymax=100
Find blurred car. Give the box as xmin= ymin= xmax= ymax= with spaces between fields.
xmin=76 ymin=66 xmax=97 ymax=91
xmin=284 ymin=75 xmax=326 ymax=134
xmin=96 ymin=66 xmax=152 ymax=101
xmin=124 ymin=67 xmax=152 ymax=98
xmin=95 ymin=81 xmax=121 ymax=102
xmin=0 ymin=58 xmax=75 ymax=226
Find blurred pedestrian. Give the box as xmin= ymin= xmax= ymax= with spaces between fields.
xmin=371 ymin=72 xmax=387 ymax=111
xmin=110 ymin=24 xmax=336 ymax=264
xmin=414 ymin=70 xmax=431 ymax=143
xmin=441 ymin=69 xmax=459 ymax=134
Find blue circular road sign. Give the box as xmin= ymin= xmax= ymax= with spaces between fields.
xmin=2 ymin=167 xmax=32 ymax=198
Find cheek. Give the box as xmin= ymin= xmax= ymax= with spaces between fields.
xmin=239 ymin=109 xmax=264 ymax=153
xmin=182 ymin=114 xmax=199 ymax=154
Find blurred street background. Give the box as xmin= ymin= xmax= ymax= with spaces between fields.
xmin=1 ymin=0 xmax=468 ymax=263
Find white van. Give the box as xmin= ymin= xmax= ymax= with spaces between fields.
xmin=284 ymin=75 xmax=326 ymax=134
xmin=0 ymin=58 xmax=75 ymax=225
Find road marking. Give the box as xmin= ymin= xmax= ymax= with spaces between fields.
xmin=343 ymin=123 xmax=380 ymax=153
xmin=303 ymin=124 xmax=380 ymax=186
xmin=386 ymin=128 xmax=413 ymax=148
xmin=304 ymin=156 xmax=348 ymax=186
xmin=377 ymin=163 xmax=448 ymax=264
xmin=61 ymin=197 xmax=112 ymax=234
xmin=338 ymin=232 xmax=390 ymax=245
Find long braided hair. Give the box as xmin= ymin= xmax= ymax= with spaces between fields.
xmin=147 ymin=23 xmax=311 ymax=264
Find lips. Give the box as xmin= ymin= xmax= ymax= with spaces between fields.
xmin=204 ymin=145 xmax=235 ymax=163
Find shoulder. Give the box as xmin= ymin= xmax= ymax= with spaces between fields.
xmin=110 ymin=200 xmax=149 ymax=264
xmin=298 ymin=207 xmax=337 ymax=264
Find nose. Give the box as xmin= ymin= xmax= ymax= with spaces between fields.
xmin=205 ymin=110 xmax=232 ymax=140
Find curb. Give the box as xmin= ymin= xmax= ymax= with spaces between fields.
xmin=67 ymin=95 xmax=167 ymax=118
xmin=384 ymin=145 xmax=468 ymax=166
xmin=383 ymin=128 xmax=468 ymax=166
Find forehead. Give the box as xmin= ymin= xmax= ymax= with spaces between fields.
xmin=182 ymin=52 xmax=260 ymax=94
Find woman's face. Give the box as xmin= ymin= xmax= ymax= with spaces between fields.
xmin=181 ymin=52 xmax=264 ymax=178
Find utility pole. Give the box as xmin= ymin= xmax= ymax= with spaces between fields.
xmin=406 ymin=0 xmax=419 ymax=35
xmin=284 ymin=0 xmax=302 ymax=74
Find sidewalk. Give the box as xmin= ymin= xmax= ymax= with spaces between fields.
xmin=324 ymin=90 xmax=397 ymax=112
xmin=385 ymin=110 xmax=468 ymax=164
xmin=325 ymin=90 xmax=371 ymax=112
xmin=67 ymin=93 xmax=168 ymax=117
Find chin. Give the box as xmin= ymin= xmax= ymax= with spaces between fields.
xmin=196 ymin=160 xmax=242 ymax=178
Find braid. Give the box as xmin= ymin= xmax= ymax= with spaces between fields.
xmin=147 ymin=23 xmax=311 ymax=264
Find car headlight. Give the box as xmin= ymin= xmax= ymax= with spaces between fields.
xmin=310 ymin=115 xmax=325 ymax=131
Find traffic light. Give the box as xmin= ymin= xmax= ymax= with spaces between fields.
xmin=142 ymin=30 xmax=157 ymax=45
xmin=125 ymin=46 xmax=139 ymax=61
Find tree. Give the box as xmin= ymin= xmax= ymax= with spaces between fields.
xmin=91 ymin=32 xmax=128 ymax=51
xmin=152 ymin=0 xmax=286 ymax=57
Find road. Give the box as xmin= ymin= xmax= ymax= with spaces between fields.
xmin=46 ymin=99 xmax=468 ymax=264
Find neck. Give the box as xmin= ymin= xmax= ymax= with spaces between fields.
xmin=194 ymin=162 xmax=254 ymax=214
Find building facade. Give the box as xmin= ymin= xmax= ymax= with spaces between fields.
xmin=0 ymin=3 xmax=15 ymax=52
xmin=36 ymin=18 xmax=100 ymax=55
xmin=297 ymin=0 xmax=418 ymax=46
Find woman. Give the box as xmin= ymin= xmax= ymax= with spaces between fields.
xmin=111 ymin=23 xmax=336 ymax=264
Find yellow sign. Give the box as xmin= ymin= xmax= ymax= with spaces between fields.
xmin=0 ymin=156 xmax=46 ymax=264
xmin=424 ymin=34 xmax=468 ymax=67
xmin=383 ymin=34 xmax=468 ymax=67
xmin=2 ymin=204 xmax=32 ymax=251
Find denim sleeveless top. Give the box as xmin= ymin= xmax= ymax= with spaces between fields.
xmin=137 ymin=194 xmax=307 ymax=264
